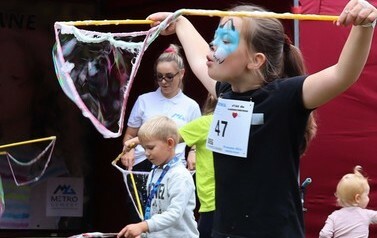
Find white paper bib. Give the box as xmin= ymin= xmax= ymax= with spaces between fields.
xmin=206 ymin=98 xmax=254 ymax=158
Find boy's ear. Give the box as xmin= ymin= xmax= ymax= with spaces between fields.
xmin=167 ymin=138 xmax=176 ymax=148
xmin=247 ymin=52 xmax=266 ymax=70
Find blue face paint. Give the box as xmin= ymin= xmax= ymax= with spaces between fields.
xmin=211 ymin=19 xmax=240 ymax=64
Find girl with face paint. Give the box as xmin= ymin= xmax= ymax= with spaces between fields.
xmin=211 ymin=19 xmax=240 ymax=64
xmin=147 ymin=1 xmax=377 ymax=238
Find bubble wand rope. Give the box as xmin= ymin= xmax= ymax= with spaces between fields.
xmin=112 ymin=151 xmax=144 ymax=220
xmin=0 ymin=136 xmax=57 ymax=186
xmin=0 ymin=136 xmax=57 ymax=151
xmin=59 ymin=8 xmax=338 ymax=26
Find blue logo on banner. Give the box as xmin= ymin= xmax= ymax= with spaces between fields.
xmin=53 ymin=185 xmax=76 ymax=195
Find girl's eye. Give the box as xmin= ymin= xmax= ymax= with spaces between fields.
xmin=222 ymin=35 xmax=232 ymax=44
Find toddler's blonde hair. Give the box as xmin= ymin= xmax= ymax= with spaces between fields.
xmin=335 ymin=165 xmax=369 ymax=207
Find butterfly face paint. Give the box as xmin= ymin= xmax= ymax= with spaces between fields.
xmin=211 ymin=19 xmax=240 ymax=64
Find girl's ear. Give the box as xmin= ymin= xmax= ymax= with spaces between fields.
xmin=247 ymin=52 xmax=266 ymax=70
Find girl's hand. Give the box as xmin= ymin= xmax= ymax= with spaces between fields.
xmin=147 ymin=12 xmax=185 ymax=35
xmin=337 ymin=0 xmax=377 ymax=27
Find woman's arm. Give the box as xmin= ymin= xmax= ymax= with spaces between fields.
xmin=121 ymin=127 xmax=139 ymax=170
xmin=123 ymin=127 xmax=139 ymax=145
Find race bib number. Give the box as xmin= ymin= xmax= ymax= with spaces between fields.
xmin=206 ymin=98 xmax=253 ymax=158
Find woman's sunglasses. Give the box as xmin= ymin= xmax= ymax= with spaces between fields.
xmin=155 ymin=71 xmax=179 ymax=82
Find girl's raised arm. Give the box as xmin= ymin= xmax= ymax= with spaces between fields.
xmin=148 ymin=13 xmax=217 ymax=97
xmin=303 ymin=0 xmax=376 ymax=109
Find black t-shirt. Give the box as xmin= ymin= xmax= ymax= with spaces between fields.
xmin=212 ymin=76 xmax=310 ymax=238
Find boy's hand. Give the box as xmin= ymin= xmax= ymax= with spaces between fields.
xmin=117 ymin=221 xmax=148 ymax=238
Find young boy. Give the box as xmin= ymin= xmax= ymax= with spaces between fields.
xmin=117 ymin=116 xmax=199 ymax=238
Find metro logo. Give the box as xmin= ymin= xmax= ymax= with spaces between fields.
xmin=46 ymin=178 xmax=83 ymax=217
xmin=53 ymin=185 xmax=76 ymax=195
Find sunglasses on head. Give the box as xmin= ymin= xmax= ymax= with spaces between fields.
xmin=155 ymin=71 xmax=179 ymax=82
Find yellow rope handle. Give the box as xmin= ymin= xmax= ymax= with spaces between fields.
xmin=112 ymin=152 xmax=144 ymax=220
xmin=57 ymin=9 xmax=339 ymax=26
xmin=0 ymin=136 xmax=56 ymax=150
xmin=179 ymin=9 xmax=339 ymax=21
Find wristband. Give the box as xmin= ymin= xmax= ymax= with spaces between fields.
xmin=361 ymin=20 xmax=376 ymax=28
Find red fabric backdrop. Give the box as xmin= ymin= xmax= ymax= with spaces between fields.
xmin=299 ymin=0 xmax=377 ymax=237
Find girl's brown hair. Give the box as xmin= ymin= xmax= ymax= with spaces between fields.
xmin=229 ymin=4 xmax=316 ymax=154
xmin=230 ymin=5 xmax=306 ymax=81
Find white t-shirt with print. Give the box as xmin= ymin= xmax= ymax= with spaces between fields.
xmin=127 ymin=88 xmax=201 ymax=165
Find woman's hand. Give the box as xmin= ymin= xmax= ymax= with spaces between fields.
xmin=121 ymin=138 xmax=139 ymax=171
xmin=120 ymin=149 xmax=136 ymax=171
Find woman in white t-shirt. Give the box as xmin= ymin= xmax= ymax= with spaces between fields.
xmin=121 ymin=44 xmax=201 ymax=172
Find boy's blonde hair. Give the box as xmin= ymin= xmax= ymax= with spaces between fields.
xmin=335 ymin=165 xmax=369 ymax=207
xmin=138 ymin=116 xmax=179 ymax=145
